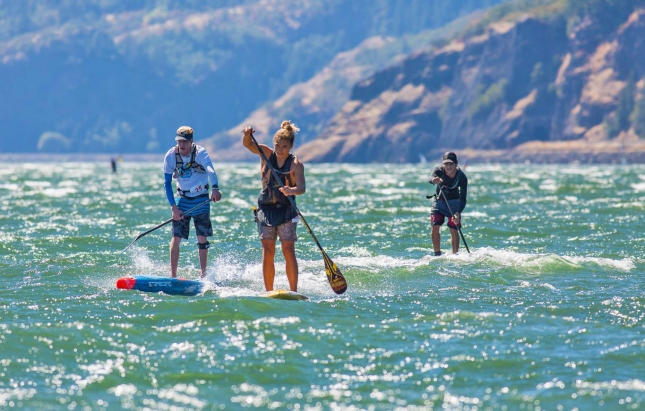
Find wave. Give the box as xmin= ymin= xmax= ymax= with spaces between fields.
xmin=93 ymin=244 xmax=637 ymax=301
xmin=329 ymin=246 xmax=635 ymax=273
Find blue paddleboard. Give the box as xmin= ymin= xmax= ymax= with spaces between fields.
xmin=116 ymin=276 xmax=204 ymax=296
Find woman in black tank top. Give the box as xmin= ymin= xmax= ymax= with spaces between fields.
xmin=242 ymin=121 xmax=307 ymax=292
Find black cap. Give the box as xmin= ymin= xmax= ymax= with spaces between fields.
xmin=442 ymin=151 xmax=458 ymax=164
xmin=175 ymin=126 xmax=194 ymax=141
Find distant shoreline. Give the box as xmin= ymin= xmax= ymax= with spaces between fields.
xmin=3 ymin=140 xmax=645 ymax=164
xmin=430 ymin=139 xmax=645 ymax=165
xmin=0 ymin=153 xmax=163 ymax=163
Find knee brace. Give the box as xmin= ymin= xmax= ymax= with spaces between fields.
xmin=197 ymin=241 xmax=210 ymax=250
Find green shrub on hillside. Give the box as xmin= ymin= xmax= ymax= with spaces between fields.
xmin=461 ymin=0 xmax=563 ymax=39
xmin=565 ymin=0 xmax=645 ymax=35
xmin=468 ymin=79 xmax=508 ymax=121
xmin=605 ymin=74 xmax=636 ymax=139
xmin=632 ymin=93 xmax=645 ymax=139
xmin=530 ymin=62 xmax=545 ymax=84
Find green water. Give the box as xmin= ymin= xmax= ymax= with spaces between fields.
xmin=1 ymin=162 xmax=644 ymax=410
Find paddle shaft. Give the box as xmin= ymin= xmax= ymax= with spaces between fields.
xmin=438 ymin=186 xmax=471 ymax=254
xmin=121 ymin=198 xmax=212 ymax=253
xmin=248 ymin=133 xmax=347 ymax=294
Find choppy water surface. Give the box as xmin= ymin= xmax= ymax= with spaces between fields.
xmin=1 ymin=161 xmax=644 ymax=410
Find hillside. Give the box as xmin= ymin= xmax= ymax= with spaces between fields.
xmin=0 ymin=0 xmax=504 ymax=154
xmin=295 ymin=0 xmax=645 ymax=163
xmin=199 ymin=15 xmax=475 ymax=161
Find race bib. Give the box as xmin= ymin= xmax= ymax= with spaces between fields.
xmin=188 ymin=184 xmax=206 ymax=194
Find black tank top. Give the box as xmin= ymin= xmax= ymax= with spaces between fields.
xmin=257 ymin=152 xmax=296 ymax=208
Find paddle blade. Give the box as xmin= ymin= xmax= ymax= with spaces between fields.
xmin=323 ymin=254 xmax=347 ymax=294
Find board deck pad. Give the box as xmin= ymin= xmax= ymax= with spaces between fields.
xmin=116 ymin=276 xmax=204 ymax=296
xmin=261 ymin=289 xmax=309 ymax=300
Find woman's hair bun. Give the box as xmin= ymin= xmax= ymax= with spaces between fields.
xmin=281 ymin=120 xmax=300 ymax=133
xmin=273 ymin=120 xmax=299 ymax=144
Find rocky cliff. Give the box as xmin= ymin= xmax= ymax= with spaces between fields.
xmin=296 ymin=6 xmax=645 ymax=163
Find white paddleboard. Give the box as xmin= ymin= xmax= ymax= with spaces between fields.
xmin=261 ymin=289 xmax=309 ymax=301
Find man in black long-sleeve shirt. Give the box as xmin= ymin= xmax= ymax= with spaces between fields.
xmin=429 ymin=151 xmax=468 ymax=256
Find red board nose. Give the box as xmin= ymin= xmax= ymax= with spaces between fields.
xmin=116 ymin=277 xmax=136 ymax=289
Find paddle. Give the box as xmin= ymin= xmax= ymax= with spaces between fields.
xmin=120 ymin=198 xmax=212 ymax=254
xmin=249 ymin=133 xmax=348 ymax=294
xmin=437 ymin=186 xmax=471 ymax=254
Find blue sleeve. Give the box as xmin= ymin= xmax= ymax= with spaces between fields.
xmin=207 ymin=168 xmax=219 ymax=189
xmin=164 ymin=173 xmax=176 ymax=206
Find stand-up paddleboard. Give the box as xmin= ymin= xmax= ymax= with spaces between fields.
xmin=116 ymin=276 xmax=204 ymax=296
xmin=261 ymin=289 xmax=309 ymax=301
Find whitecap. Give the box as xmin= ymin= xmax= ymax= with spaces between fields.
xmin=631 ymin=182 xmax=645 ymax=192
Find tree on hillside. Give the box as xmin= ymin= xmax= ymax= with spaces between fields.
xmin=632 ymin=92 xmax=645 ymax=139
xmin=565 ymin=0 xmax=645 ymax=18
xmin=565 ymin=0 xmax=645 ymax=35
xmin=606 ymin=74 xmax=635 ymax=139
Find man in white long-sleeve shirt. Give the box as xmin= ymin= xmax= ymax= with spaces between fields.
xmin=163 ymin=126 xmax=222 ymax=278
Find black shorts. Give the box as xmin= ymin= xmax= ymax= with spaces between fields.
xmin=430 ymin=199 xmax=461 ymax=229
xmin=172 ymin=212 xmax=213 ymax=239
